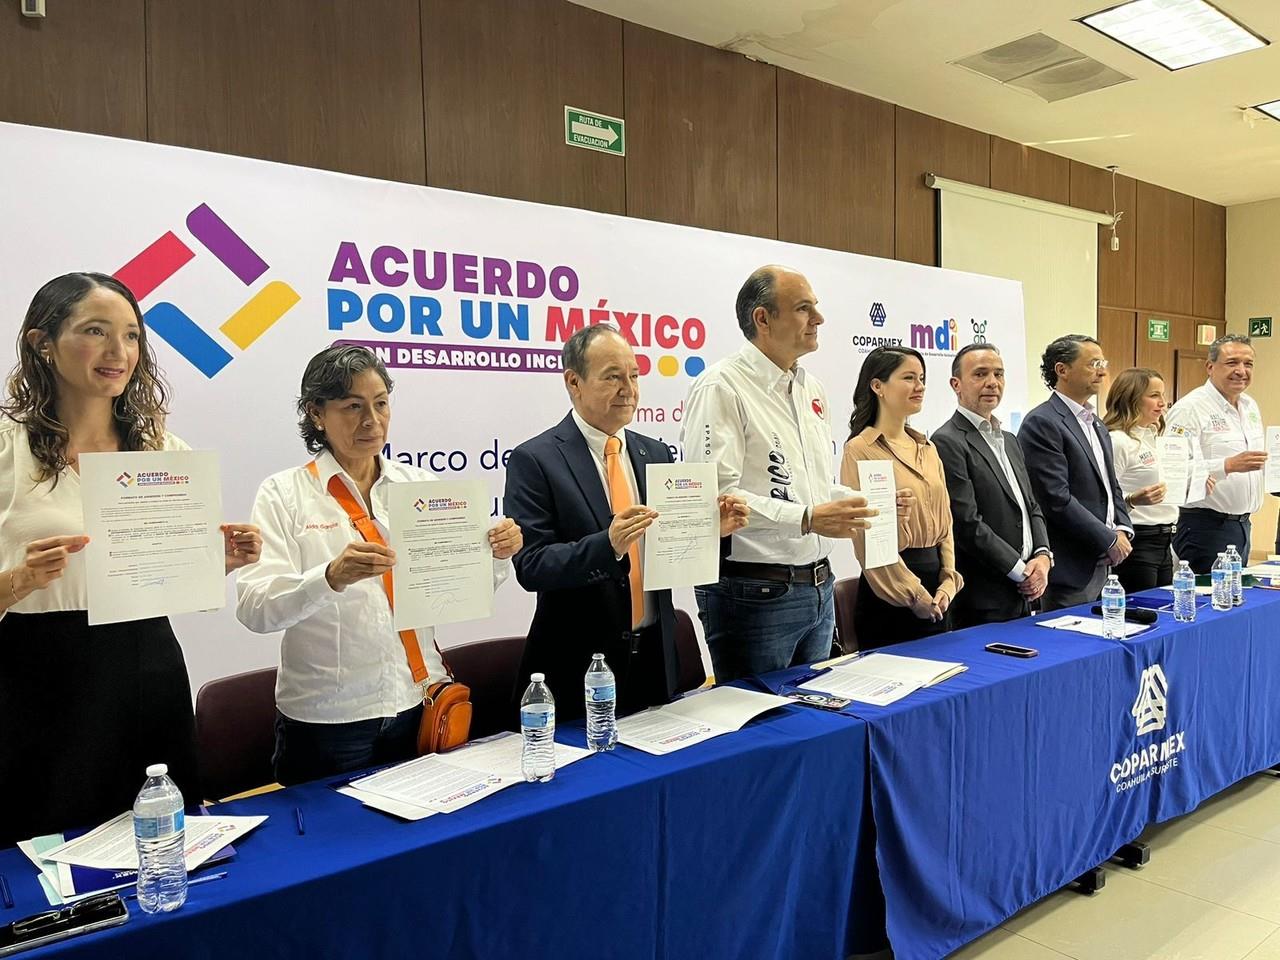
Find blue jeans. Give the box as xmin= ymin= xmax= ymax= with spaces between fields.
xmin=696 ymin=575 xmax=835 ymax=683
xmin=273 ymin=703 xmax=422 ymax=786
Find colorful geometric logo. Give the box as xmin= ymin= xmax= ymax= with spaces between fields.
xmin=116 ymin=471 xmax=134 ymax=487
xmin=413 ymin=497 xmax=427 ymax=512
xmin=113 ymin=203 xmax=300 ymax=378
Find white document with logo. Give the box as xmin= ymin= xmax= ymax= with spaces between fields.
xmin=79 ymin=450 xmax=224 ymax=625
xmin=40 ymin=812 xmax=266 ymax=870
xmin=1037 ymin=614 xmax=1149 ymax=638
xmin=857 ymin=460 xmax=898 ymax=569
xmin=643 ymin=461 xmax=720 ymax=591
xmin=347 ymin=732 xmax=591 ymax=816
xmin=1156 ymin=435 xmax=1191 ymax=506
xmin=799 ymin=653 xmax=966 ymax=706
xmin=388 ymin=479 xmax=492 ymax=630
xmin=617 ymin=685 xmax=790 ymax=755
xmin=1265 ymin=427 xmax=1280 ymax=493
xmin=1187 ymin=458 xmax=1211 ymax=504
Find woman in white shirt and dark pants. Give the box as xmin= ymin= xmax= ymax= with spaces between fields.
xmin=236 ymin=345 xmax=522 ymax=785
xmin=0 ymin=273 xmax=261 ymax=846
xmin=1104 ymin=368 xmax=1180 ymax=592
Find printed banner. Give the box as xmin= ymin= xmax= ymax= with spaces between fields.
xmin=0 ymin=121 xmax=1026 ymax=692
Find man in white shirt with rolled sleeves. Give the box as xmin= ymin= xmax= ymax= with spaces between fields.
xmin=681 ymin=265 xmax=877 ymax=682
xmin=1165 ymin=334 xmax=1267 ymax=571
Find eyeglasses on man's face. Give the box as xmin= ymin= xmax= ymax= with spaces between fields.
xmin=1084 ymin=359 xmax=1109 ymax=371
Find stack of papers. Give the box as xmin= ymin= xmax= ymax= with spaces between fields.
xmin=1037 ymin=614 xmax=1149 ymax=638
xmin=616 ymin=686 xmax=791 ymax=755
xmin=342 ymin=732 xmax=591 ymax=820
xmin=18 ymin=812 xmax=265 ymax=905
xmin=798 ymin=653 xmax=967 ymax=707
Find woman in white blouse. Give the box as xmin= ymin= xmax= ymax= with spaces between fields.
xmin=0 ymin=273 xmax=261 ymax=846
xmin=236 ymin=345 xmax=522 ymax=785
xmin=1103 ymin=368 xmax=1182 ymax=591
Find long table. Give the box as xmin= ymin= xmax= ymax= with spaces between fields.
xmin=835 ymin=588 xmax=1280 ymax=960
xmin=3 ymin=702 xmax=877 ymax=960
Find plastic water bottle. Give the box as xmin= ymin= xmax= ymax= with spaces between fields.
xmin=1211 ymin=553 xmax=1232 ymax=611
xmin=1227 ymin=545 xmax=1244 ymax=606
xmin=584 ymin=653 xmax=617 ymax=752
xmin=1172 ymin=560 xmax=1196 ymax=623
xmin=133 ymin=763 xmax=187 ymax=914
xmin=1101 ymin=574 xmax=1126 ymax=639
xmin=520 ymin=673 xmax=556 ymax=782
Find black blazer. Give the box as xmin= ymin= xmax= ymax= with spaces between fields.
xmin=503 ymin=412 xmax=678 ymax=722
xmin=1016 ymin=394 xmax=1132 ymax=591
xmin=933 ymin=410 xmax=1050 ymax=627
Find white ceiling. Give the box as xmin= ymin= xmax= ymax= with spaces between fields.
xmin=571 ymin=0 xmax=1280 ymax=206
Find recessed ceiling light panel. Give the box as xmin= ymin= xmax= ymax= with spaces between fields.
xmin=1254 ymin=100 xmax=1280 ymax=121
xmin=1079 ymin=0 xmax=1267 ymax=71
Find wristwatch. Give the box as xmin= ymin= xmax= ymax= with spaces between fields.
xmin=1034 ymin=548 xmax=1054 ymax=568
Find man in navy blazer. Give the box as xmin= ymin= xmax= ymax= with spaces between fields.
xmin=933 ymin=343 xmax=1052 ymax=627
xmin=504 ymin=325 xmax=746 ymax=722
xmin=1017 ymin=334 xmax=1133 ymax=611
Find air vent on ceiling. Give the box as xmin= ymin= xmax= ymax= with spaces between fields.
xmin=953 ymin=33 xmax=1132 ymax=102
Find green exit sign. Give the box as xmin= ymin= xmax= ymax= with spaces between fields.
xmin=1147 ymin=318 xmax=1170 ymax=342
xmin=565 ymin=106 xmax=624 ymax=156
xmin=1249 ymin=316 xmax=1273 ymax=338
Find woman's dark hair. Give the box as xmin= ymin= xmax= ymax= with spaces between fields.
xmin=297 ymin=344 xmax=394 ymax=453
xmin=3 ymin=272 xmax=170 ymax=484
xmin=848 ymin=345 xmax=925 ymax=439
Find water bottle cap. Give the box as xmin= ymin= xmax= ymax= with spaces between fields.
xmin=530 ymin=672 xmax=545 ymax=683
xmin=592 ymin=652 xmax=604 ymax=660
xmin=146 ymin=763 xmax=167 ymax=777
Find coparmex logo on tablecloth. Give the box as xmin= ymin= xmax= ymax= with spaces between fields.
xmin=1109 ymin=663 xmax=1187 ymax=792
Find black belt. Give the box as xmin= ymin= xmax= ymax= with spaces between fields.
xmin=721 ymin=558 xmax=831 ymax=586
xmin=1180 ymin=507 xmax=1250 ymax=523
xmin=1133 ymin=523 xmax=1175 ymax=535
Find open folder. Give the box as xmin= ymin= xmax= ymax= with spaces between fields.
xmin=798 ymin=653 xmax=967 ymax=707
xmin=616 ymin=686 xmax=791 ymax=755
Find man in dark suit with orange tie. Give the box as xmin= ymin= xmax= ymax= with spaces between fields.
xmin=503 ymin=325 xmax=747 ymax=721
xmin=933 ymin=343 xmax=1052 ymax=628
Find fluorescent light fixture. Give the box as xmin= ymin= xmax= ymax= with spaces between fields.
xmin=1079 ymin=0 xmax=1267 ymax=71
xmin=1255 ymin=100 xmax=1280 ymax=122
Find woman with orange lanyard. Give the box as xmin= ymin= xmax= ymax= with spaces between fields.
xmin=236 ymin=344 xmax=523 ymax=784
xmin=0 ymin=272 xmax=262 ymax=846
xmin=840 ymin=345 xmax=962 ymax=647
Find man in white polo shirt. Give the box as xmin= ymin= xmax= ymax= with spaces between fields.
xmin=681 ymin=265 xmax=878 ymax=682
xmin=1165 ymin=334 xmax=1267 ymax=571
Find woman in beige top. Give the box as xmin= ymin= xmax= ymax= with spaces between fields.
xmin=840 ymin=345 xmax=962 ymax=647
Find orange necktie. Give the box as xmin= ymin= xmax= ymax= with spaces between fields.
xmin=604 ymin=436 xmax=645 ymax=629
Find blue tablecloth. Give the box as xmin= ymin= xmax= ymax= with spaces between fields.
xmin=3 ymin=704 xmax=876 ymax=960
xmin=835 ymin=589 xmax=1280 ymax=960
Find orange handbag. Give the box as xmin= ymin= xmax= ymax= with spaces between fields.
xmin=307 ymin=461 xmax=473 ymax=755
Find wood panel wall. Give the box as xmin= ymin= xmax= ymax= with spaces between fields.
xmin=1 ymin=0 xmax=1226 ymax=339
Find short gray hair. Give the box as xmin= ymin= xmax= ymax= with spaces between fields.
xmin=562 ymin=324 xmax=623 ymax=377
xmin=735 ymin=267 xmax=779 ymax=340
xmin=297 ymin=344 xmax=394 ymax=453
xmin=1208 ymin=333 xmax=1252 ymax=362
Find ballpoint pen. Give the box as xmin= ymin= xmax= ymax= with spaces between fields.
xmin=123 ymin=870 xmax=228 ymax=902
xmin=295 ymin=806 xmax=306 ymax=836
xmin=0 ymin=873 xmax=13 ymax=909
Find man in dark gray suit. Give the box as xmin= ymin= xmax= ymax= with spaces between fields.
xmin=933 ymin=343 xmax=1052 ymax=628
xmin=1017 ymin=335 xmax=1133 ymax=611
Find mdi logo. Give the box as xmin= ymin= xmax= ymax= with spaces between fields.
xmin=910 ymin=318 xmax=960 ymax=353
xmin=114 ymin=203 xmax=300 ymax=378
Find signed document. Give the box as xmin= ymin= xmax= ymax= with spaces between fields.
xmin=388 ymin=480 xmax=492 ymax=630
xmin=642 ymin=462 xmax=720 ymax=591
xmin=1156 ymin=435 xmax=1191 ymax=506
xmin=857 ymin=460 xmax=899 ymax=569
xmin=80 ymin=450 xmax=224 ymax=625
